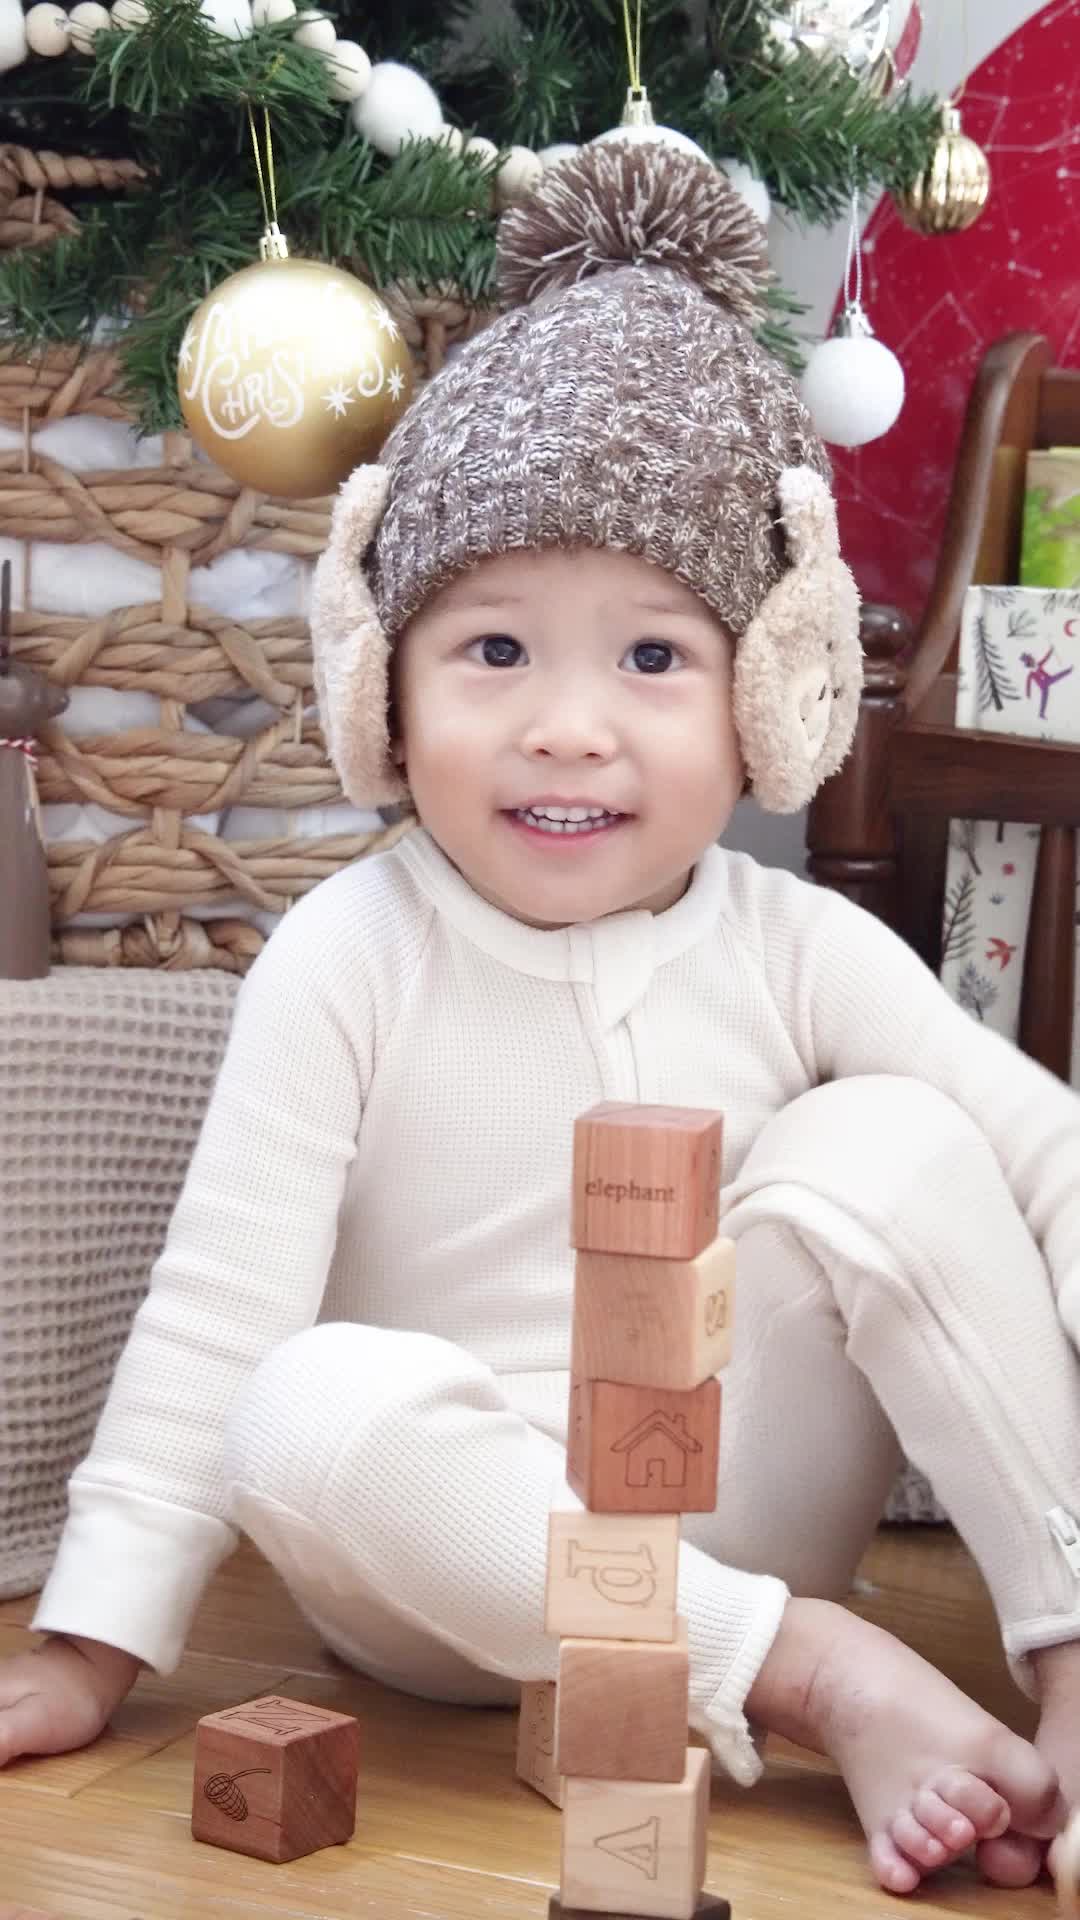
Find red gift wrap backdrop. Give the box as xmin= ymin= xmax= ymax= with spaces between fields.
xmin=829 ymin=0 xmax=1080 ymax=621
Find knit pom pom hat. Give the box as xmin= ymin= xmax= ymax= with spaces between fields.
xmin=310 ymin=139 xmax=861 ymax=815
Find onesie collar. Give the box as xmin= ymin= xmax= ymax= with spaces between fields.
xmin=393 ymin=824 xmax=728 ymax=1028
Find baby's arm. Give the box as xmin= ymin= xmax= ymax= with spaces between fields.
xmin=802 ymin=885 xmax=1080 ymax=1342
xmin=0 ymin=884 xmax=370 ymax=1759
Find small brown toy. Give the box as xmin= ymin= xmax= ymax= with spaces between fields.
xmin=192 ymin=1693 xmax=360 ymax=1863
xmin=0 ymin=557 xmax=68 ymax=980
xmin=572 ymin=1106 xmax=723 ymax=1261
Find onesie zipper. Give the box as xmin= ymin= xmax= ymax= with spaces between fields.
xmin=1046 ymin=1506 xmax=1080 ymax=1580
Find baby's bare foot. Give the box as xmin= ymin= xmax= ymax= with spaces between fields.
xmin=1014 ymin=1639 xmax=1080 ymax=1889
xmin=746 ymin=1598 xmax=1063 ymax=1894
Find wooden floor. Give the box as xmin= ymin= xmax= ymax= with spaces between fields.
xmin=0 ymin=1526 xmax=1055 ymax=1919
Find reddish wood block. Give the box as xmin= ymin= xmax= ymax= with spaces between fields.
xmin=566 ymin=1376 xmax=721 ymax=1514
xmin=556 ymin=1618 xmax=689 ymax=1781
xmin=549 ymin=1899 xmax=730 ymax=1919
xmin=192 ymin=1693 xmax=359 ymax=1863
xmin=572 ymin=1106 xmax=722 ymax=1260
xmin=573 ymin=1239 xmax=735 ymax=1391
xmin=516 ymin=1678 xmax=565 ymax=1807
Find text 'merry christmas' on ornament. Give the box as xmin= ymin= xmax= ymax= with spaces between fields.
xmin=177 ymin=107 xmax=414 ymax=499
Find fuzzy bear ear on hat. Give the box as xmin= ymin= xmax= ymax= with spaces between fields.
xmin=309 ymin=463 xmax=410 ymax=809
xmin=733 ymin=465 xmax=863 ymax=814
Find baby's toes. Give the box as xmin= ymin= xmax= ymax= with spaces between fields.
xmin=911 ymin=1786 xmax=977 ymax=1855
xmin=974 ymin=1831 xmax=1046 ymax=1889
xmin=869 ymin=1829 xmax=922 ymax=1895
xmin=926 ymin=1765 xmax=1010 ymax=1840
xmin=890 ymin=1809 xmax=951 ymax=1872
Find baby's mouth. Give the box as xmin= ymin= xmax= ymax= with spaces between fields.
xmin=505 ymin=805 xmax=628 ymax=837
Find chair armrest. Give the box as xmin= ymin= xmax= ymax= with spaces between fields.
xmin=889 ymin=723 xmax=1080 ymax=825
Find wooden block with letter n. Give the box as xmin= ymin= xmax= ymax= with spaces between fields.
xmin=555 ymin=1618 xmax=689 ymax=1781
xmin=192 ymin=1693 xmax=360 ymax=1863
xmin=572 ymin=1106 xmax=723 ymax=1261
xmin=517 ymin=1679 xmax=565 ymax=1807
xmin=560 ymin=1747 xmax=711 ymax=1919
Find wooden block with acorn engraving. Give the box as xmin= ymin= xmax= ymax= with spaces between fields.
xmin=573 ymin=1238 xmax=735 ymax=1391
xmin=555 ymin=1618 xmax=689 ymax=1781
xmin=572 ymin=1105 xmax=723 ymax=1261
xmin=192 ymin=1693 xmax=359 ymax=1863
xmin=560 ymin=1747 xmax=711 ymax=1920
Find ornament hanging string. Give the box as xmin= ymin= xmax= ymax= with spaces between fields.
xmin=842 ymin=186 xmax=864 ymax=315
xmin=246 ymin=100 xmax=288 ymax=260
xmin=620 ymin=0 xmax=644 ymax=91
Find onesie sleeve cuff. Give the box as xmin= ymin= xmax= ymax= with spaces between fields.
xmin=30 ymin=1479 xmax=236 ymax=1674
xmin=690 ymin=1574 xmax=788 ymax=1787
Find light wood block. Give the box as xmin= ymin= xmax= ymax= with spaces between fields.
xmin=560 ymin=1747 xmax=710 ymax=1920
xmin=516 ymin=1679 xmax=565 ymax=1807
xmin=573 ymin=1239 xmax=735 ymax=1390
xmin=566 ymin=1376 xmax=721 ymax=1514
xmin=191 ymin=1692 xmax=359 ymax=1863
xmin=555 ymin=1619 xmax=689 ymax=1782
xmin=546 ymin=1511 xmax=680 ymax=1640
xmin=572 ymin=1106 xmax=722 ymax=1260
xmin=549 ymin=1899 xmax=730 ymax=1920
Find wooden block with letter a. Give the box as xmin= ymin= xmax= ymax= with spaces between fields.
xmin=555 ymin=1618 xmax=689 ymax=1781
xmin=517 ymin=1679 xmax=565 ymax=1807
xmin=560 ymin=1747 xmax=711 ymax=1919
xmin=545 ymin=1510 xmax=680 ymax=1641
xmin=192 ymin=1693 xmax=359 ymax=1863
xmin=573 ymin=1239 xmax=735 ymax=1391
xmin=566 ymin=1374 xmax=721 ymax=1514
xmin=572 ymin=1106 xmax=722 ymax=1261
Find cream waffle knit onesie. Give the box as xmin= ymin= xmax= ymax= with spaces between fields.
xmin=33 ymin=827 xmax=1080 ymax=1786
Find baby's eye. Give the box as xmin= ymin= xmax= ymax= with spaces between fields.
xmin=622 ymin=640 xmax=684 ymax=674
xmin=466 ymin=634 xmax=525 ymax=667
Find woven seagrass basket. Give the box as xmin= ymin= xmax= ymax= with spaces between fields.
xmin=0 ymin=142 xmax=494 ymax=971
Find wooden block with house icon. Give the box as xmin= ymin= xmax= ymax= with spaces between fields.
xmin=192 ymin=1693 xmax=360 ymax=1863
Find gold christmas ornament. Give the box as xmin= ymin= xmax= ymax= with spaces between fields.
xmin=894 ymin=101 xmax=991 ymax=234
xmin=178 ymin=238 xmax=413 ymax=498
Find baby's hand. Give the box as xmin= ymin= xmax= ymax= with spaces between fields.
xmin=0 ymin=1633 xmax=141 ymax=1766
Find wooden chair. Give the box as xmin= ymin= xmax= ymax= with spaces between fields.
xmin=806 ymin=330 xmax=1079 ymax=1082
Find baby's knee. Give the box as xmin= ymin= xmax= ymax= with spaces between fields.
xmin=223 ymin=1321 xmax=483 ymax=1519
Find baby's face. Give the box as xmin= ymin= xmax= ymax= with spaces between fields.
xmin=391 ymin=545 xmax=746 ymax=928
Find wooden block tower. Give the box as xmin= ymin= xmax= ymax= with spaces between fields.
xmin=519 ymin=1103 xmax=735 ymax=1920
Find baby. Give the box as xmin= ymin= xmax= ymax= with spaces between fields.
xmin=1 ymin=141 xmax=1078 ymax=1899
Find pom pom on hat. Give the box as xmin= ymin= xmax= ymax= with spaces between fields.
xmin=496 ymin=139 xmax=773 ymax=326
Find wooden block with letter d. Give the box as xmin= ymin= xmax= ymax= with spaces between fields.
xmin=192 ymin=1693 xmax=359 ymax=1863
xmin=572 ymin=1105 xmax=723 ymax=1260
xmin=545 ymin=1510 xmax=680 ymax=1641
xmin=560 ymin=1747 xmax=711 ymax=1919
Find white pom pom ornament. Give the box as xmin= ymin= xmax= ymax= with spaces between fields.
xmin=293 ymin=7 xmax=334 ymax=52
xmin=717 ymin=158 xmax=770 ymax=228
xmin=24 ymin=3 xmax=67 ymax=55
xmin=0 ymin=0 xmax=28 ymax=70
xmin=350 ymin=60 xmax=444 ymax=153
xmin=68 ymin=1 xmax=110 ymax=52
xmin=801 ymin=303 xmax=905 ymax=449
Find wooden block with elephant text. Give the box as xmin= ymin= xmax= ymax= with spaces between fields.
xmin=572 ymin=1106 xmax=723 ymax=1261
xmin=555 ymin=1618 xmax=689 ymax=1781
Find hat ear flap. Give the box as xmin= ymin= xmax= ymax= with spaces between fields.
xmin=310 ymin=464 xmax=410 ymax=809
xmin=733 ymin=465 xmax=863 ymax=814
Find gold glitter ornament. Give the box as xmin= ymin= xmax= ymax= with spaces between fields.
xmin=178 ymin=243 xmax=413 ymax=497
xmin=894 ymin=100 xmax=991 ymax=235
